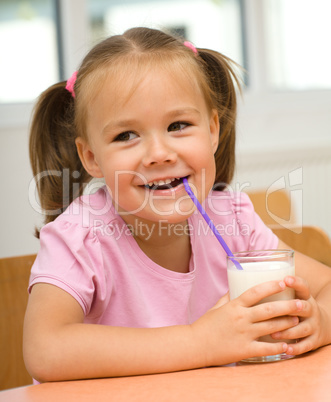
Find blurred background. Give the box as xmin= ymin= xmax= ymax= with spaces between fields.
xmin=0 ymin=0 xmax=330 ymax=258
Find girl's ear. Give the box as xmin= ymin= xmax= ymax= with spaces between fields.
xmin=75 ymin=137 xmax=104 ymax=178
xmin=209 ymin=109 xmax=220 ymax=154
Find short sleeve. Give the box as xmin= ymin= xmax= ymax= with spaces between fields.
xmin=233 ymin=192 xmax=279 ymax=251
xmin=206 ymin=191 xmax=279 ymax=253
xmin=28 ymin=218 xmax=111 ymax=317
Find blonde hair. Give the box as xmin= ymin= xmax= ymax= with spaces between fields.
xmin=29 ymin=27 xmax=240 ymax=235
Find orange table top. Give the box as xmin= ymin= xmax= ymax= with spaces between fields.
xmin=1 ymin=345 xmax=331 ymax=402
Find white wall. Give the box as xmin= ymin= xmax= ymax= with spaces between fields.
xmin=0 ymin=124 xmax=41 ymax=257
xmin=235 ymin=91 xmax=331 ymax=237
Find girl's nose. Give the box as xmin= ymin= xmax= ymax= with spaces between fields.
xmin=142 ymin=136 xmax=177 ymax=167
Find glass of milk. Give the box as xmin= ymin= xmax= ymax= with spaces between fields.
xmin=227 ymin=249 xmax=295 ymax=363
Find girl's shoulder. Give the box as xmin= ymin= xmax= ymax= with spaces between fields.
xmin=205 ymin=190 xmax=255 ymax=220
xmin=55 ymin=185 xmax=115 ymax=224
xmin=39 ymin=185 xmax=117 ymax=242
xmin=31 ymin=186 xmax=119 ymax=317
xmin=201 ymin=190 xmax=278 ymax=252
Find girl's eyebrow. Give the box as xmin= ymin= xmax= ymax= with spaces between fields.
xmin=102 ymin=119 xmax=137 ymax=135
xmin=166 ymin=107 xmax=201 ymax=118
xmin=102 ymin=108 xmax=201 ymax=135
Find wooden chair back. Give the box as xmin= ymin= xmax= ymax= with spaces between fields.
xmin=246 ymin=189 xmax=296 ymax=227
xmin=0 ymin=254 xmax=36 ymax=390
xmin=247 ymin=190 xmax=331 ymax=267
xmin=272 ymin=226 xmax=331 ymax=267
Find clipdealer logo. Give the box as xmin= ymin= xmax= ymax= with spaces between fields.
xmin=266 ymin=167 xmax=303 ymax=233
xmin=28 ymin=167 xmax=304 ymax=234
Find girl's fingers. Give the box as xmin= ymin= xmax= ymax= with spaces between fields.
xmin=286 ymin=338 xmax=315 ymax=356
xmin=251 ymin=299 xmax=303 ymax=323
xmin=284 ymin=276 xmax=310 ymax=300
xmin=251 ymin=340 xmax=288 ymax=358
xmin=271 ymin=319 xmax=312 ymax=341
xmin=254 ymin=315 xmax=299 ymax=337
xmin=253 ymin=298 xmax=313 ymax=323
xmin=237 ymin=277 xmax=312 ymax=320
xmin=238 ymin=280 xmax=287 ymax=307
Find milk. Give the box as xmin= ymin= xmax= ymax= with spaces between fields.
xmin=227 ymin=261 xmax=295 ymax=302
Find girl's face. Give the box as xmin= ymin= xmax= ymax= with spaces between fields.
xmin=76 ymin=65 xmax=219 ymax=226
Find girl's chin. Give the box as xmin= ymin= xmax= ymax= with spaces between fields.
xmin=115 ymin=194 xmax=196 ymax=221
xmin=116 ymin=205 xmax=195 ymax=226
xmin=146 ymin=201 xmax=196 ymax=222
xmin=121 ymin=211 xmax=194 ymax=225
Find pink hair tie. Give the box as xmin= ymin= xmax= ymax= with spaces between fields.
xmin=65 ymin=71 xmax=78 ymax=98
xmin=184 ymin=41 xmax=198 ymax=55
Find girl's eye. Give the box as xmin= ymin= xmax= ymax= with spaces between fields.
xmin=113 ymin=132 xmax=138 ymax=142
xmin=168 ymin=122 xmax=189 ymax=132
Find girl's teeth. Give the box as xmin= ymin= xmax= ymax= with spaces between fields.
xmin=149 ymin=178 xmax=176 ymax=186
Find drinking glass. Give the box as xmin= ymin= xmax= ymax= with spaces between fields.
xmin=227 ymin=249 xmax=295 ymax=363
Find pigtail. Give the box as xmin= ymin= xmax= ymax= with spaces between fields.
xmin=198 ymin=49 xmax=241 ymax=189
xmin=29 ymin=82 xmax=91 ymax=237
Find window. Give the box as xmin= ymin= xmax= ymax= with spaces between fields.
xmin=87 ymin=0 xmax=245 ymax=69
xmin=263 ymin=0 xmax=331 ymax=90
xmin=0 ymin=0 xmax=60 ymax=103
xmin=1 ymin=0 xmax=331 ymax=122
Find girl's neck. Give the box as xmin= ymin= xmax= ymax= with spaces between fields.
xmin=127 ymin=219 xmax=192 ymax=274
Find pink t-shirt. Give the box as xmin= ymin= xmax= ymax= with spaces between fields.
xmin=29 ymin=187 xmax=278 ymax=327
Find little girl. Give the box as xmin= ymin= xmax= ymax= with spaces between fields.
xmin=24 ymin=27 xmax=331 ymax=383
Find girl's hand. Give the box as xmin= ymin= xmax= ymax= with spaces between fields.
xmin=270 ymin=275 xmax=330 ymax=355
xmin=191 ymin=280 xmax=302 ymax=366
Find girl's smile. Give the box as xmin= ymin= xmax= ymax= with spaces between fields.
xmin=143 ymin=177 xmax=183 ymax=190
xmin=76 ymin=65 xmax=219 ymax=226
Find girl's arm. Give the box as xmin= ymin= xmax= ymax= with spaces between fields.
xmin=272 ymin=240 xmax=331 ymax=353
xmin=23 ymin=283 xmax=204 ymax=382
xmin=24 ymin=280 xmax=298 ymax=382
